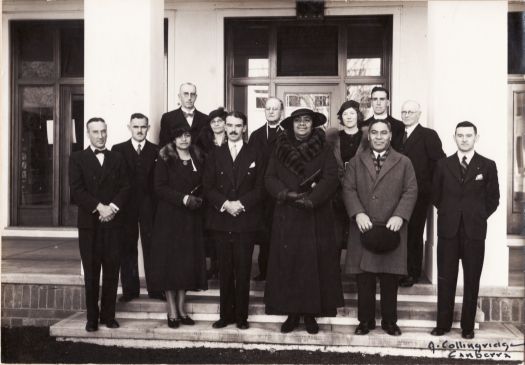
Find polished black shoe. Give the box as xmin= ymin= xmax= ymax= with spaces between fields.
xmin=304 ymin=316 xmax=319 ymax=334
xmin=212 ymin=318 xmax=233 ymax=329
xmin=431 ymin=327 xmax=450 ymax=336
xmin=280 ymin=314 xmax=300 ymax=333
xmin=462 ymin=330 xmax=475 ymax=339
xmin=167 ymin=315 xmax=180 ymax=328
xmin=100 ymin=318 xmax=120 ymax=328
xmin=236 ymin=320 xmax=249 ymax=330
xmin=148 ymin=292 xmax=167 ymax=301
xmin=355 ymin=322 xmax=371 ymax=335
xmin=85 ymin=320 xmax=98 ymax=332
xmin=381 ymin=322 xmax=401 ymax=336
xmin=399 ymin=276 xmax=416 ymax=287
xmin=118 ymin=294 xmax=139 ymax=303
xmin=253 ymin=273 xmax=266 ymax=281
xmin=179 ymin=315 xmax=195 ymax=326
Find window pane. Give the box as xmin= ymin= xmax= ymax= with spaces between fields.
xmin=284 ymin=92 xmax=330 ymax=127
xmin=20 ymin=86 xmax=54 ymax=206
xmin=60 ymin=25 xmax=84 ymax=77
xmin=512 ymin=91 xmax=525 ymax=222
xmin=346 ymin=84 xmax=382 ymax=119
xmin=347 ymin=23 xmax=386 ymax=76
xmin=232 ymin=25 xmax=269 ymax=78
xmin=508 ymin=12 xmax=525 ymax=74
xmin=277 ymin=25 xmax=338 ymax=76
xmin=347 ymin=58 xmax=381 ymax=76
xmin=17 ymin=24 xmax=54 ymax=79
xmin=232 ymin=85 xmax=269 ymax=136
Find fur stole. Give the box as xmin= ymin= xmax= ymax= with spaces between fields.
xmin=159 ymin=142 xmax=202 ymax=165
xmin=274 ymin=128 xmax=326 ymax=176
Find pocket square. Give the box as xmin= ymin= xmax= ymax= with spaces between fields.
xmin=249 ymin=162 xmax=256 ymax=168
xmin=475 ymin=174 xmax=483 ymax=181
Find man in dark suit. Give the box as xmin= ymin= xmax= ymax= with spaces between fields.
xmin=112 ymin=113 xmax=163 ymax=302
xmin=247 ymin=97 xmax=283 ymax=281
xmin=159 ymin=82 xmax=210 ymax=147
xmin=397 ymin=100 xmax=445 ymax=287
xmin=360 ymin=86 xmax=405 ymax=151
xmin=203 ymin=111 xmax=264 ymax=330
xmin=431 ymin=121 xmax=499 ymax=339
xmin=69 ymin=117 xmax=130 ymax=332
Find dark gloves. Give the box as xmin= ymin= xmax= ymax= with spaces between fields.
xmin=293 ymin=197 xmax=314 ymax=210
xmin=186 ymin=195 xmax=203 ymax=210
xmin=285 ymin=191 xmax=306 ymax=201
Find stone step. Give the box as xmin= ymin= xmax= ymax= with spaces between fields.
xmin=50 ymin=313 xmax=524 ymax=361
xmin=116 ymin=295 xmax=484 ymax=324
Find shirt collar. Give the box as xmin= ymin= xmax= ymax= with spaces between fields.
xmin=181 ymin=106 xmax=196 ymax=114
xmin=373 ymin=113 xmax=388 ymax=120
xmin=405 ymin=123 xmax=419 ymax=137
xmin=228 ymin=139 xmax=244 ymax=150
xmin=267 ymin=122 xmax=281 ymax=129
xmin=90 ymin=145 xmax=106 ymax=153
xmin=457 ymin=150 xmax=475 ymax=164
xmin=131 ymin=139 xmax=145 ymax=150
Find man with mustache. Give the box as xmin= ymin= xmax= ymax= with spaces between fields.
xmin=203 ymin=111 xmax=264 ymax=330
xmin=112 ymin=113 xmax=163 ymax=301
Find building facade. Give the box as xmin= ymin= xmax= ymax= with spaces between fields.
xmin=1 ymin=0 xmax=524 ymax=290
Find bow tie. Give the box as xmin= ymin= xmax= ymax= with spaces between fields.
xmin=183 ymin=112 xmax=194 ymax=118
xmin=94 ymin=149 xmax=107 ymax=155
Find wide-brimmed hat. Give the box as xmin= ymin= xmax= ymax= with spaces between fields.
xmin=360 ymin=224 xmax=400 ymax=254
xmin=337 ymin=100 xmax=360 ymax=117
xmin=280 ymin=108 xmax=327 ymax=129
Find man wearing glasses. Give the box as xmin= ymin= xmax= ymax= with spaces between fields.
xmin=397 ymin=100 xmax=445 ymax=288
xmin=360 ymin=86 xmax=405 ymax=151
xmin=159 ymin=82 xmax=210 ymax=147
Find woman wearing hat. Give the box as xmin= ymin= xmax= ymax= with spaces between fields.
xmin=326 ymin=100 xmax=369 ymax=250
xmin=195 ymin=107 xmax=229 ymax=279
xmin=149 ymin=126 xmax=208 ymax=329
xmin=264 ymin=108 xmax=344 ymax=334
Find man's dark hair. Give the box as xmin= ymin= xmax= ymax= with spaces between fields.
xmin=455 ymin=121 xmax=477 ymax=134
xmin=130 ymin=113 xmax=149 ymax=124
xmin=226 ymin=111 xmax=248 ymax=126
xmin=369 ymin=118 xmax=392 ymax=132
xmin=86 ymin=117 xmax=106 ymax=129
xmin=371 ymin=86 xmax=390 ymax=100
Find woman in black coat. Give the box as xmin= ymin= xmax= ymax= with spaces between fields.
xmin=264 ymin=108 xmax=344 ymax=335
xmin=325 ymin=100 xmax=368 ymax=249
xmin=149 ymin=126 xmax=207 ymax=329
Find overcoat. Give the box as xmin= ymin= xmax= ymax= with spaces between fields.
xmin=343 ymin=148 xmax=418 ymax=275
xmin=264 ymin=129 xmax=344 ymax=316
xmin=148 ymin=144 xmax=207 ymax=291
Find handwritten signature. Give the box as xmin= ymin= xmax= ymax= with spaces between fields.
xmin=428 ymin=340 xmax=524 ymax=359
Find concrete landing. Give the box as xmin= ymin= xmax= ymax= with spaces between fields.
xmin=51 ymin=313 xmax=525 ymax=361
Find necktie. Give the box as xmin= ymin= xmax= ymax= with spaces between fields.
xmin=461 ymin=155 xmax=468 ymax=178
xmin=183 ymin=112 xmax=194 ymax=118
xmin=375 ymin=153 xmax=382 ymax=174
xmin=403 ymin=130 xmax=408 ymax=144
xmin=231 ymin=143 xmax=237 ymax=161
xmin=136 ymin=143 xmax=141 ymax=156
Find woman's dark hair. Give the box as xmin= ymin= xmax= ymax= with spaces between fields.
xmin=169 ymin=126 xmax=192 ymax=142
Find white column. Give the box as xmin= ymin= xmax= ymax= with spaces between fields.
xmin=427 ymin=1 xmax=508 ymax=286
xmin=84 ymin=0 xmax=164 ymax=278
xmin=84 ymin=0 xmax=164 ymax=146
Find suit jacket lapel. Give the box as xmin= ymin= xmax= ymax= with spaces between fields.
xmin=403 ymin=124 xmax=421 ymax=153
xmin=374 ymin=151 xmax=401 ymax=189
xmin=464 ymin=152 xmax=482 ymax=183
xmin=359 ymin=151 xmax=377 ymax=183
xmin=234 ymin=143 xmax=251 ymax=188
xmin=218 ymin=144 xmax=235 ymax=185
xmin=84 ymin=147 xmax=103 ymax=174
xmin=445 ymin=154 xmax=462 ymax=183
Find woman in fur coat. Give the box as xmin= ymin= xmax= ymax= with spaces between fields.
xmin=264 ymin=108 xmax=344 ymax=335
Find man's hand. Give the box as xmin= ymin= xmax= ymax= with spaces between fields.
xmin=97 ymin=203 xmax=114 ymax=219
xmin=186 ymin=195 xmax=203 ymax=210
xmin=99 ymin=212 xmax=115 ymax=223
xmin=224 ymin=201 xmax=245 ymax=217
xmin=386 ymin=216 xmax=403 ymax=232
xmin=356 ymin=213 xmax=373 ymax=233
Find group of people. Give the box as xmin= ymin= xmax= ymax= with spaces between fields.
xmin=69 ymin=83 xmax=499 ymax=341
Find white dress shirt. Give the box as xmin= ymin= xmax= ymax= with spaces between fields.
xmin=181 ymin=107 xmax=196 ymax=127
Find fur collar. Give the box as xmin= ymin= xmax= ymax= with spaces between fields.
xmin=159 ymin=143 xmax=202 ymax=164
xmin=274 ymin=128 xmax=326 ymax=176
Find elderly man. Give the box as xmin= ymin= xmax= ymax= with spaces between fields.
xmin=248 ymin=97 xmax=284 ymax=281
xmin=397 ymin=101 xmax=445 ymax=287
xmin=69 ymin=117 xmax=130 ymax=332
xmin=431 ymin=121 xmax=499 ymax=340
xmin=159 ymin=82 xmax=210 ymax=147
xmin=343 ymin=119 xmax=417 ymax=336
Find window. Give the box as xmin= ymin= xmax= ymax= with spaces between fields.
xmin=225 ymin=16 xmax=392 ymax=130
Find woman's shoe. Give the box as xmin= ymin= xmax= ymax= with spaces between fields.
xmin=280 ymin=314 xmax=300 ymax=333
xmin=304 ymin=315 xmax=319 ymax=334
xmin=167 ymin=314 xmax=180 ymax=328
xmin=179 ymin=315 xmax=195 ymax=326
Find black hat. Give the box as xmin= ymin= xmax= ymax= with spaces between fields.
xmin=280 ymin=108 xmax=327 ymax=129
xmin=360 ymin=224 xmax=400 ymax=254
xmin=337 ymin=100 xmax=360 ymax=117
xmin=209 ymin=107 xmax=228 ymax=122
